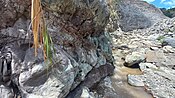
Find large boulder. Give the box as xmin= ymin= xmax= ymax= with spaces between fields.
xmin=107 ymin=0 xmax=168 ymax=32
xmin=0 ymin=0 xmax=114 ymax=98
xmin=42 ymin=0 xmax=110 ymax=35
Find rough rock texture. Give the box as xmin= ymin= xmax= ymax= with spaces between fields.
xmin=106 ymin=0 xmax=168 ymax=32
xmin=92 ymin=76 xmax=118 ymax=98
xmin=111 ymin=16 xmax=175 ymax=98
xmin=125 ymin=52 xmax=145 ymax=66
xmin=69 ymin=76 xmax=118 ymax=98
xmin=146 ymin=17 xmax=175 ymax=36
xmin=129 ymin=65 xmax=175 ymax=98
xmin=0 ymin=85 xmax=14 ymax=98
xmin=0 ymin=0 xmax=30 ymax=29
xmin=66 ymin=64 xmax=114 ymax=98
xmin=0 ymin=0 xmax=114 ymax=98
xmin=127 ymin=74 xmax=144 ymax=87
xmin=42 ymin=0 xmax=110 ymax=36
xmin=163 ymin=38 xmax=175 ymax=48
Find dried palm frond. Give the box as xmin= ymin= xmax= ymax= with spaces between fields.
xmin=31 ymin=0 xmax=41 ymax=56
xmin=31 ymin=0 xmax=54 ymax=62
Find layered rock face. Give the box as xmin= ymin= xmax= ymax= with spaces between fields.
xmin=0 ymin=0 xmax=114 ymax=98
xmin=107 ymin=0 xmax=168 ymax=32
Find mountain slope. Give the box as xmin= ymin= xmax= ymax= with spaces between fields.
xmin=107 ymin=0 xmax=168 ymax=32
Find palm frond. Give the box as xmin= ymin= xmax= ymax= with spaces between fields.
xmin=31 ymin=0 xmax=41 ymax=56
xmin=31 ymin=0 xmax=54 ymax=62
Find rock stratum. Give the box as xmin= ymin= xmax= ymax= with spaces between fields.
xmin=0 ymin=0 xmax=114 ymax=98
xmin=0 ymin=0 xmax=175 ymax=98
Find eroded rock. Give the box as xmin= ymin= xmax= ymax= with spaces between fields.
xmin=0 ymin=0 xmax=114 ymax=98
xmin=125 ymin=52 xmax=145 ymax=66
xmin=127 ymin=75 xmax=144 ymax=87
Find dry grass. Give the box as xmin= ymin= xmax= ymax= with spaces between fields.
xmin=31 ymin=0 xmax=53 ymax=61
xmin=31 ymin=0 xmax=41 ymax=56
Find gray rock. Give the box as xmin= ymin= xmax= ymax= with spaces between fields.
xmin=66 ymin=64 xmax=115 ymax=98
xmin=139 ymin=63 xmax=157 ymax=72
xmin=162 ymin=37 xmax=175 ymax=48
xmin=0 ymin=0 xmax=30 ymax=29
xmin=146 ymin=18 xmax=175 ymax=36
xmin=18 ymin=47 xmax=77 ymax=98
xmin=148 ymin=34 xmax=163 ymax=41
xmin=163 ymin=46 xmax=175 ymax=53
xmin=150 ymin=47 xmax=159 ymax=50
xmin=0 ymin=0 xmax=114 ymax=97
xmin=146 ymin=50 xmax=165 ymax=63
xmin=131 ymin=67 xmax=175 ymax=98
xmin=127 ymin=75 xmax=144 ymax=87
xmin=107 ymin=0 xmax=168 ymax=32
xmin=164 ymin=55 xmax=175 ymax=68
xmin=94 ymin=77 xmax=118 ymax=98
xmin=146 ymin=50 xmax=175 ymax=67
xmin=0 ymin=85 xmax=14 ymax=98
xmin=79 ymin=63 xmax=92 ymax=80
xmin=80 ymin=87 xmax=95 ymax=98
xmin=42 ymin=0 xmax=109 ymax=35
xmin=125 ymin=52 xmax=145 ymax=66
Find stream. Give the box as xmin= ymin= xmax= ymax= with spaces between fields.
xmin=111 ymin=66 xmax=153 ymax=98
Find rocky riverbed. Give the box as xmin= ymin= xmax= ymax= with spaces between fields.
xmin=0 ymin=0 xmax=175 ymax=98
xmin=68 ymin=15 xmax=175 ymax=98
xmin=111 ymin=17 xmax=175 ymax=98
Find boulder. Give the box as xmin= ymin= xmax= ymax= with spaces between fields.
xmin=0 ymin=0 xmax=114 ymax=97
xmin=127 ymin=74 xmax=144 ymax=87
xmin=162 ymin=37 xmax=175 ymax=48
xmin=0 ymin=85 xmax=14 ymax=98
xmin=125 ymin=52 xmax=145 ymax=66
xmin=146 ymin=50 xmax=175 ymax=67
xmin=42 ymin=0 xmax=109 ymax=35
xmin=139 ymin=63 xmax=157 ymax=72
xmin=146 ymin=50 xmax=165 ymax=63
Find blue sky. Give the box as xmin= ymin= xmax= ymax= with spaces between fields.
xmin=143 ymin=0 xmax=175 ymax=9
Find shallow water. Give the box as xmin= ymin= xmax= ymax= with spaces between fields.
xmin=111 ymin=66 xmax=153 ymax=98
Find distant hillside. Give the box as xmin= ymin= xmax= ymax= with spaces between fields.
xmin=107 ymin=0 xmax=168 ymax=32
xmin=160 ymin=8 xmax=175 ymax=18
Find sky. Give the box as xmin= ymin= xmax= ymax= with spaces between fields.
xmin=143 ymin=0 xmax=175 ymax=9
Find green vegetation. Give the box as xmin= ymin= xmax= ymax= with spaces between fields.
xmin=31 ymin=0 xmax=54 ymax=62
xmin=157 ymin=35 xmax=165 ymax=43
xmin=160 ymin=8 xmax=175 ymax=18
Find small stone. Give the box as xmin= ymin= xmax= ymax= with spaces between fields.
xmin=128 ymin=45 xmax=138 ymax=49
xmin=150 ymin=47 xmax=159 ymax=50
xmin=127 ymin=75 xmax=144 ymax=87
xmin=139 ymin=63 xmax=157 ymax=72
xmin=163 ymin=46 xmax=175 ymax=53
xmin=80 ymin=87 xmax=95 ymax=98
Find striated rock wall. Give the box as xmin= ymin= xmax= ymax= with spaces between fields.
xmin=0 ymin=0 xmax=114 ymax=98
